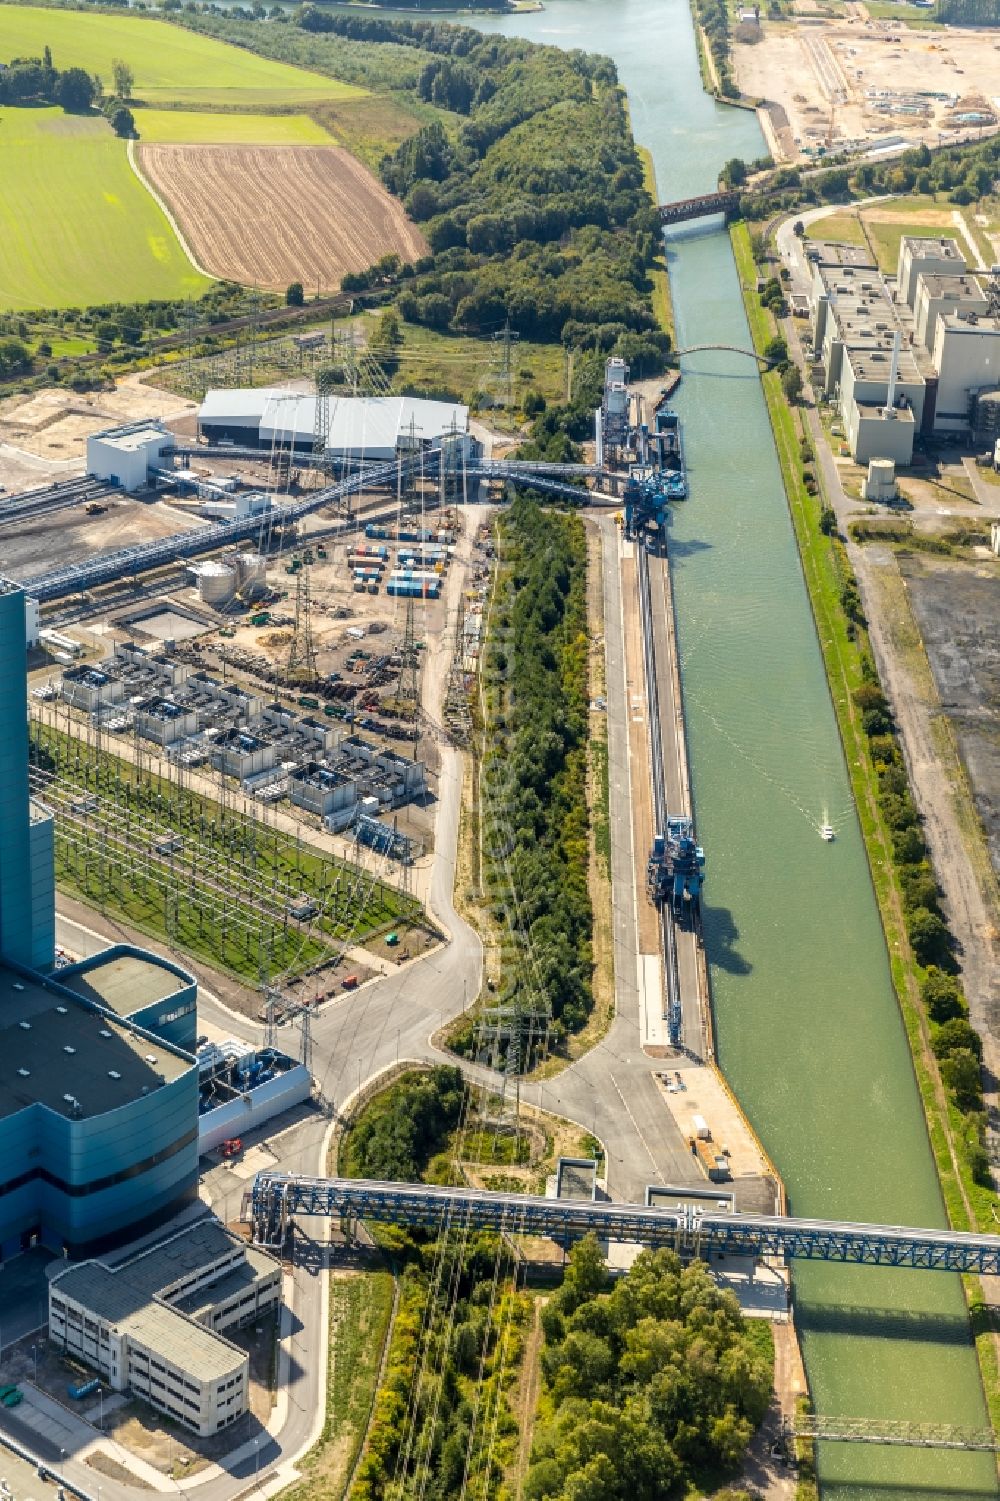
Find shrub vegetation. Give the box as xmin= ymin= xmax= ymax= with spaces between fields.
xmin=525 ymin=1237 xmax=773 ymax=1497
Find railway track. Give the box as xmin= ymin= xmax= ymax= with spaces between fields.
xmin=636 ymin=541 xmax=681 ymax=1041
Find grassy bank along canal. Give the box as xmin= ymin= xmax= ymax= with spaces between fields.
xmin=457 ymin=0 xmax=999 ymax=1494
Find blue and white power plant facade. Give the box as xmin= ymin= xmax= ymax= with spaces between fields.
xmin=0 ymin=583 xmax=201 ymax=1259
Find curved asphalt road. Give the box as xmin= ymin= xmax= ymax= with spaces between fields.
xmin=19 ymin=521 xmax=697 ymax=1501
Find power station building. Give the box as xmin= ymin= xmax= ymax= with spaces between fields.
xmin=808 ymin=233 xmax=1000 ymax=464
xmin=0 ymin=584 xmax=200 ymax=1260
xmin=198 ymin=389 xmax=473 ymax=463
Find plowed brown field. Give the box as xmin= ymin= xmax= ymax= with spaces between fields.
xmin=137 ymin=143 xmax=428 ymax=291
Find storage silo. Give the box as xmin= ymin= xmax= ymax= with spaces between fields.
xmin=234 ymin=553 xmax=268 ymax=599
xmin=192 ymin=561 xmax=236 ymax=606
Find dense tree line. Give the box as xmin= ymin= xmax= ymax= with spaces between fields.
xmin=173 ymin=9 xmax=666 ymax=361
xmin=341 ymin=1066 xmax=466 ymax=1183
xmin=340 ymin=1067 xmax=526 ymax=1500
xmin=352 ymin=1235 xmax=527 ymax=1500
xmin=0 ymin=44 xmax=137 ymax=125
xmin=458 ymin=499 xmax=592 ymax=1052
xmin=937 ymin=0 xmax=1000 ymax=22
xmin=846 ymin=659 xmax=990 ymax=1182
xmin=0 ymin=47 xmax=96 ymax=110
xmin=745 ymin=134 xmax=1000 ymax=219
xmin=691 ymin=0 xmax=738 ymax=98
xmin=525 ymin=1237 xmax=772 ymax=1498
xmin=377 ymin=36 xmax=661 ymax=346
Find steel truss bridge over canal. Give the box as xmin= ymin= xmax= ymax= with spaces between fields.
xmin=252 ymin=1175 xmax=1000 ymax=1453
xmin=251 ymin=1172 xmax=1000 ymax=1276
xmin=10 ymin=455 xmax=612 ymax=605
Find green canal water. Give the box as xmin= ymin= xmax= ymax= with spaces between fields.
xmin=458 ymin=0 xmax=999 ymax=1495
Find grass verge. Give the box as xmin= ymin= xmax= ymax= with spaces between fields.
xmin=134 ymin=109 xmax=335 ymax=146
xmin=732 ymin=216 xmax=1000 ymax=1432
xmin=637 ymin=145 xmax=675 ymax=341
xmin=284 ymin=1270 xmax=396 ymax=1501
xmin=0 ymin=5 xmax=357 ymax=106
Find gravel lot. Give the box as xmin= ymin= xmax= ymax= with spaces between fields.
xmin=903 ymin=555 xmax=1000 ymax=880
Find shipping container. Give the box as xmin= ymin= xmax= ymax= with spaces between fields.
xmin=388 ymin=580 xmax=440 ymax=598
xmin=694 ymin=1137 xmax=730 ymax=1182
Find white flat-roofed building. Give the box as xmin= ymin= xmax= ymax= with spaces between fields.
xmin=898 ymin=234 xmax=965 ymax=310
xmin=289 ymin=762 xmax=358 ymax=818
xmin=841 ymin=342 xmax=925 ymax=427
xmin=198 ymin=389 xmax=279 ymax=446
xmin=87 ymin=426 xmax=173 ymax=492
xmin=199 ymin=390 xmax=473 ymax=462
xmin=134 ymin=696 xmax=199 ymax=746
xmin=914 ymin=272 xmax=988 ymax=353
xmin=61 ymin=664 xmax=126 ymax=712
xmin=325 ymin=395 xmax=470 ymax=461
xmin=931 ymin=311 xmax=1000 ymax=433
xmin=258 ymin=393 xmax=319 ymax=451
xmin=24 ymin=596 xmax=39 ymax=650
xmin=209 ymin=727 xmax=277 ymax=780
xmin=847 ymin=400 xmax=916 ymax=466
xmin=49 ymin=1221 xmax=281 ymax=1438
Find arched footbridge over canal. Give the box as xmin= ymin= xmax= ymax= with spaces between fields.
xmin=672 ymin=343 xmax=781 ymax=369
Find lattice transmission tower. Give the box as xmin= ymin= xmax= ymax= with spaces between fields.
xmin=287 ymin=570 xmax=318 ymax=682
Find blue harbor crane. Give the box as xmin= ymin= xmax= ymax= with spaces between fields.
xmin=647 ymin=815 xmax=705 ymax=926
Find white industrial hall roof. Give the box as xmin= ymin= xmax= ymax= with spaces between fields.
xmin=200 ymin=388 xmax=468 ymax=457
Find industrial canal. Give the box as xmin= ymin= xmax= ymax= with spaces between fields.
xmin=462 ymin=0 xmax=998 ymax=1495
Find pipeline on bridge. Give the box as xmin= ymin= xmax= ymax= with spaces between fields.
xmin=249 ymin=1173 xmax=1000 ymax=1275
xmin=793 ymin=1414 xmax=1000 ymax=1453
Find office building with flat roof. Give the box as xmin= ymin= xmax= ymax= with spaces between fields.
xmin=50 ymin=1221 xmax=280 ymax=1437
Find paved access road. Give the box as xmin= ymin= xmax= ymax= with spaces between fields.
xmin=20 ymin=516 xmax=705 ymax=1501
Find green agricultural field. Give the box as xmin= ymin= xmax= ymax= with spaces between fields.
xmin=134 ymin=109 xmax=335 ymax=145
xmin=0 ymin=108 xmax=211 ymax=309
xmin=0 ymin=5 xmax=362 ymax=106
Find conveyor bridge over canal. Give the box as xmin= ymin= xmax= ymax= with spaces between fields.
xmin=792 ymin=1414 xmax=1000 ymax=1452
xmin=250 ymin=1173 xmax=1000 ymax=1276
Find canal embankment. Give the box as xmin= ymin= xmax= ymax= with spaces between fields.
xmin=731 ymin=214 xmax=1000 ymax=1438
xmin=464 ymin=1 xmax=998 ymax=1492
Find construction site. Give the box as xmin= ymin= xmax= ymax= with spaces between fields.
xmin=734 ymin=9 xmax=1000 ymax=163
